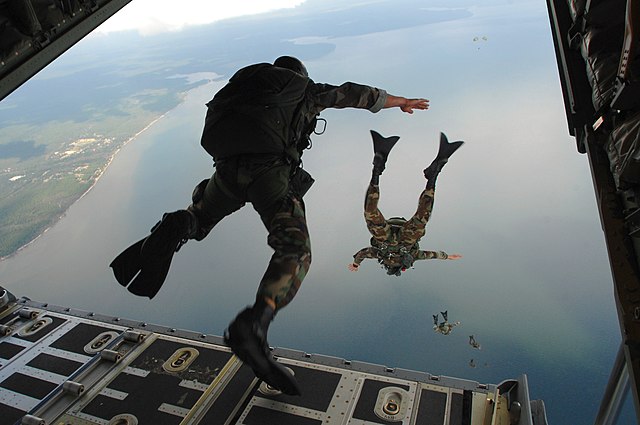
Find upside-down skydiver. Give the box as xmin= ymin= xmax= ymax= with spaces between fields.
xmin=433 ymin=310 xmax=460 ymax=335
xmin=348 ymin=130 xmax=463 ymax=276
xmin=469 ymin=334 xmax=481 ymax=350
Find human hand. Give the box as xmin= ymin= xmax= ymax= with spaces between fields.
xmin=447 ymin=254 xmax=462 ymax=260
xmin=401 ymin=98 xmax=429 ymax=114
xmin=347 ymin=263 xmax=360 ymax=272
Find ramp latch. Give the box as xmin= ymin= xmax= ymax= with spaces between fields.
xmin=374 ymin=386 xmax=410 ymax=421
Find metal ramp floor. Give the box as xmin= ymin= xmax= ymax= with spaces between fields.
xmin=0 ymin=288 xmax=536 ymax=425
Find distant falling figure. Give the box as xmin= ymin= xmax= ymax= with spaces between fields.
xmin=469 ymin=359 xmax=476 ymax=368
xmin=347 ymin=131 xmax=463 ymax=276
xmin=433 ymin=310 xmax=460 ymax=335
xmin=473 ymin=36 xmax=488 ymax=49
xmin=469 ymin=335 xmax=482 ymax=350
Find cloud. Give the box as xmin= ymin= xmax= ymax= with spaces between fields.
xmin=96 ymin=0 xmax=306 ymax=35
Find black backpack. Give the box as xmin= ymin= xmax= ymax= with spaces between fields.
xmin=201 ymin=63 xmax=314 ymax=162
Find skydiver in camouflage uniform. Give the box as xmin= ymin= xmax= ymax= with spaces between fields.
xmin=469 ymin=334 xmax=481 ymax=349
xmin=348 ymin=131 xmax=463 ymax=276
xmin=433 ymin=310 xmax=460 ymax=335
xmin=110 ymin=56 xmax=429 ymax=395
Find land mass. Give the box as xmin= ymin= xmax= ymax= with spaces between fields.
xmin=0 ymin=92 xmax=186 ymax=259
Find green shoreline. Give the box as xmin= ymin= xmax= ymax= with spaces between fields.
xmin=0 ymin=109 xmax=174 ymax=260
xmin=0 ymin=78 xmax=217 ymax=260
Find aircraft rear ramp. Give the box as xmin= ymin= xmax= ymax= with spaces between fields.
xmin=0 ymin=286 xmax=543 ymax=425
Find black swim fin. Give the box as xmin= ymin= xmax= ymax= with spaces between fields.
xmin=110 ymin=237 xmax=146 ymax=288
xmin=109 ymin=236 xmax=173 ymax=299
xmin=435 ymin=132 xmax=464 ymax=161
xmin=424 ymin=132 xmax=464 ymax=184
xmin=370 ymin=130 xmax=400 ymax=184
xmin=126 ymin=256 xmax=172 ymax=298
xmin=109 ymin=210 xmax=192 ymax=299
xmin=371 ymin=130 xmax=400 ymax=162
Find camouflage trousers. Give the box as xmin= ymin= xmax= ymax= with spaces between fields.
xmin=187 ymin=156 xmax=311 ymax=310
xmin=364 ymin=183 xmax=435 ymax=246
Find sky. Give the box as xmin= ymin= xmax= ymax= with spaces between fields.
xmin=0 ymin=0 xmax=636 ymax=423
xmin=96 ymin=0 xmax=306 ymax=35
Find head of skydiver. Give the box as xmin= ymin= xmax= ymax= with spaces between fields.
xmin=382 ymin=253 xmax=415 ymax=276
xmin=273 ymin=55 xmax=308 ymax=77
xmin=385 ymin=265 xmax=402 ymax=276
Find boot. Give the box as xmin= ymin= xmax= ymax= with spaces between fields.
xmin=424 ymin=132 xmax=464 ymax=188
xmin=224 ymin=301 xmax=301 ymax=396
xmin=370 ymin=130 xmax=400 ymax=185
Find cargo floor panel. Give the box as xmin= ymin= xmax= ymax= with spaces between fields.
xmin=0 ymin=290 xmax=532 ymax=424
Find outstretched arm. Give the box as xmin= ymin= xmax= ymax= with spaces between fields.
xmin=347 ymin=263 xmax=360 ymax=272
xmin=308 ymin=83 xmax=428 ymax=114
xmin=383 ymin=95 xmax=429 ymax=114
xmin=348 ymin=247 xmax=378 ymax=271
xmin=414 ymin=251 xmax=462 ymax=260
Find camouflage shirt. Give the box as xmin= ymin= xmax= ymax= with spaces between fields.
xmin=353 ymin=240 xmax=449 ymax=268
xmin=304 ymin=81 xmax=387 ymax=116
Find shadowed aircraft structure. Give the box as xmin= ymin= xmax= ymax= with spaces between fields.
xmin=547 ymin=0 xmax=640 ymax=421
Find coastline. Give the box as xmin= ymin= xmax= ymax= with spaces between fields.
xmin=0 ymin=113 xmax=168 ymax=262
xmin=0 ymin=78 xmax=219 ymax=262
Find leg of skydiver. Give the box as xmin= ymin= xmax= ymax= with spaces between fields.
xmin=224 ymin=162 xmax=306 ymax=396
xmin=142 ymin=162 xmax=246 ymax=259
xmin=398 ymin=132 xmax=464 ymax=244
xmin=423 ymin=132 xmax=464 ymax=190
xmin=186 ymin=162 xmax=247 ymax=240
xmin=370 ymin=130 xmax=399 ymax=185
xmin=143 ymin=164 xmax=245 ymax=257
xmin=398 ymin=185 xmax=434 ymax=245
xmin=364 ymin=184 xmax=392 ymax=243
xmin=111 ymin=164 xmax=244 ymax=298
xmin=364 ymin=130 xmax=399 ymax=243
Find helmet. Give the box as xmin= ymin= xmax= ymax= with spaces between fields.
xmin=386 ymin=265 xmax=403 ymax=276
xmin=381 ymin=253 xmax=414 ymax=276
xmin=274 ymin=56 xmax=308 ymax=77
xmin=400 ymin=253 xmax=414 ymax=269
